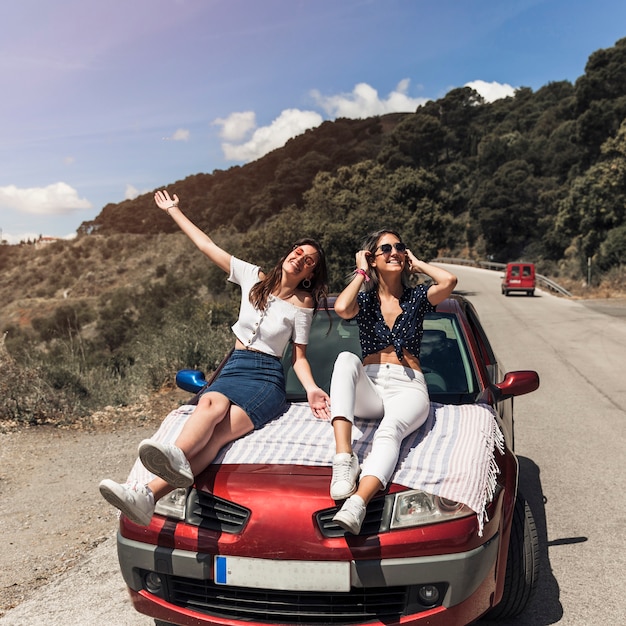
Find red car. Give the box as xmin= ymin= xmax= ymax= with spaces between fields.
xmin=115 ymin=294 xmax=540 ymax=626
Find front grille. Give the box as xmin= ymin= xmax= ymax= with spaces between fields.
xmin=317 ymin=496 xmax=391 ymax=537
xmin=185 ymin=490 xmax=250 ymax=533
xmin=167 ymin=575 xmax=408 ymax=624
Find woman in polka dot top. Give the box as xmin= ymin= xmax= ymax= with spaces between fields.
xmin=328 ymin=228 xmax=457 ymax=534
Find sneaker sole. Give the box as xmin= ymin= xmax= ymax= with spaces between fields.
xmin=99 ymin=482 xmax=152 ymax=526
xmin=332 ymin=511 xmax=362 ymax=535
xmin=138 ymin=442 xmax=194 ymax=488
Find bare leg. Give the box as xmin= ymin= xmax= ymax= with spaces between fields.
xmin=146 ymin=401 xmax=254 ymax=500
xmin=147 ymin=476 xmax=174 ymax=501
xmin=174 ymin=391 xmax=231 ymax=458
xmin=189 ymin=404 xmax=254 ymax=471
xmin=354 ymin=475 xmax=384 ymax=506
xmin=332 ymin=417 xmax=353 ymax=454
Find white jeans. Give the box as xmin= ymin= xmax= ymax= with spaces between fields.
xmin=330 ymin=351 xmax=430 ymax=489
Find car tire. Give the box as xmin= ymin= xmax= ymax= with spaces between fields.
xmin=484 ymin=493 xmax=539 ymax=620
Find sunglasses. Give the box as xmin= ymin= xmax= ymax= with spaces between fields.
xmin=292 ymin=246 xmax=318 ymax=268
xmin=376 ymin=242 xmax=407 ymax=255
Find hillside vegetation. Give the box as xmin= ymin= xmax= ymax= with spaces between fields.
xmin=1 ymin=38 xmax=626 ymax=426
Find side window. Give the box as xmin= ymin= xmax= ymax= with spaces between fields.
xmin=422 ymin=314 xmax=476 ymax=395
xmin=465 ymin=307 xmax=496 ymax=367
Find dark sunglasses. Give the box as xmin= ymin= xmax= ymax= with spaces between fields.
xmin=377 ymin=242 xmax=407 ymax=255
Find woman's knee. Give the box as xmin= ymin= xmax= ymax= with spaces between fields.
xmin=335 ymin=351 xmax=361 ymax=368
xmin=332 ymin=351 xmax=362 ymax=381
xmin=196 ymin=392 xmax=230 ymax=421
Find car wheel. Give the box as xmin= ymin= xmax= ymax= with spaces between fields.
xmin=484 ymin=493 xmax=539 ymax=620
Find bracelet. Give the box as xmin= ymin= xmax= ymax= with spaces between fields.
xmin=165 ymin=204 xmax=178 ymax=215
xmin=354 ymin=268 xmax=370 ymax=282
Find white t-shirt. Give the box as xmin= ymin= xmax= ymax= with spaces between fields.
xmin=229 ymin=256 xmax=314 ymax=357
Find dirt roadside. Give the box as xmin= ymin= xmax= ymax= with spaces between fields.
xmin=0 ymin=390 xmax=189 ymax=618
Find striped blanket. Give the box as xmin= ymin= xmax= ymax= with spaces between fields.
xmin=128 ymin=402 xmax=504 ymax=535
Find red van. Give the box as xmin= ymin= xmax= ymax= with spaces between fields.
xmin=501 ymin=262 xmax=536 ymax=296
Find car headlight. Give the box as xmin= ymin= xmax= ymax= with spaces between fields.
xmin=154 ymin=488 xmax=188 ymax=521
xmin=390 ymin=490 xmax=473 ymax=529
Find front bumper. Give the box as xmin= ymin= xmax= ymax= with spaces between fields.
xmin=117 ymin=530 xmax=500 ymax=624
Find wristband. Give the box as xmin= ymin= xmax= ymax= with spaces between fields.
xmin=354 ymin=268 xmax=370 ymax=282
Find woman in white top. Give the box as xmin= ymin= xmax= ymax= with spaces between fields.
xmin=100 ymin=190 xmax=330 ymax=526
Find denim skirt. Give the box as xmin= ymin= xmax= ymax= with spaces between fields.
xmin=202 ymin=349 xmax=288 ymax=429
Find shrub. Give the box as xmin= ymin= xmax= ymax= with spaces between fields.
xmin=0 ymin=334 xmax=76 ymax=427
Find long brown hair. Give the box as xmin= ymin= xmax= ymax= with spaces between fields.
xmin=249 ymin=238 xmax=329 ymax=313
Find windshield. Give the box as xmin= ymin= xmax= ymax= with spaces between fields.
xmin=282 ymin=311 xmax=478 ymax=404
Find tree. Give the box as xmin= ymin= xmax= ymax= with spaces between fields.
xmin=470 ymin=160 xmax=541 ymax=261
xmin=554 ymin=118 xmax=626 ymax=268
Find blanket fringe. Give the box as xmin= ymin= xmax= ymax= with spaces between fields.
xmin=476 ymin=408 xmax=505 ymax=536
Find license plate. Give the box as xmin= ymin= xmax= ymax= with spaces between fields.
xmin=214 ymin=555 xmax=351 ymax=591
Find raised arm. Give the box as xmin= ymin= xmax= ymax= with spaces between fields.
xmin=155 ymin=190 xmax=231 ymax=274
xmin=334 ymin=250 xmax=370 ymax=319
xmin=406 ymin=249 xmax=457 ymax=306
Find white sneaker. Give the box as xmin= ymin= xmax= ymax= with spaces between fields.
xmin=333 ymin=495 xmax=366 ymax=535
xmin=138 ymin=440 xmax=194 ymax=488
xmin=330 ymin=452 xmax=360 ymax=500
xmin=99 ymin=479 xmax=155 ymax=526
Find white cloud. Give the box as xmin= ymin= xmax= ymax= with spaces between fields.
xmin=171 ymin=128 xmax=190 ymax=141
xmin=125 ymin=184 xmax=151 ymax=201
xmin=311 ymin=79 xmax=427 ymax=118
xmin=125 ymin=184 xmax=140 ymax=200
xmin=215 ymin=81 xmax=424 ymax=163
xmin=219 ymin=109 xmax=323 ymax=162
xmin=0 ymin=182 xmax=92 ymax=215
xmin=212 ymin=79 xmax=516 ymax=165
xmin=464 ymin=80 xmax=516 ymax=103
xmin=213 ymin=111 xmax=257 ymax=142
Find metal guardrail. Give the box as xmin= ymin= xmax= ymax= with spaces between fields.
xmin=433 ymin=257 xmax=573 ymax=297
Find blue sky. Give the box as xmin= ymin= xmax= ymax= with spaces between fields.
xmin=1 ymin=0 xmax=626 ymax=243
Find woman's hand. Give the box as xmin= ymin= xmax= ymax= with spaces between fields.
xmin=355 ymin=250 xmax=370 ymax=273
xmin=307 ymin=387 xmax=331 ymax=421
xmin=406 ymin=248 xmax=423 ymax=274
xmin=407 ymin=250 xmax=458 ymax=305
xmin=154 ymin=189 xmax=179 ymax=212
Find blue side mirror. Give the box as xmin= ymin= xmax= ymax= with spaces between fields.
xmin=176 ymin=369 xmax=207 ymax=394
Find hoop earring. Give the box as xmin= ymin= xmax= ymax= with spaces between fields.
xmin=302 ymin=278 xmax=312 ymax=289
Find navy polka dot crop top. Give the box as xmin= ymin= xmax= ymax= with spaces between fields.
xmin=354 ymin=285 xmax=435 ymax=361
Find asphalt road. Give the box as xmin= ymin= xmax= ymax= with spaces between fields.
xmin=2 ymin=265 xmax=625 ymax=625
